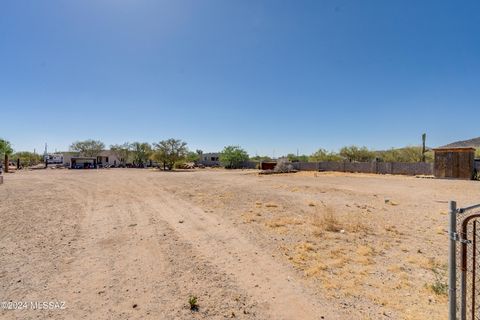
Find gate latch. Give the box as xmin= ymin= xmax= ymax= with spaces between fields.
xmin=450 ymin=232 xmax=472 ymax=244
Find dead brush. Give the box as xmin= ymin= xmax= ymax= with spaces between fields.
xmin=311 ymin=207 xmax=370 ymax=235
xmin=345 ymin=214 xmax=371 ymax=234
xmin=265 ymin=216 xmax=303 ymax=229
xmin=312 ymin=207 xmax=341 ymax=233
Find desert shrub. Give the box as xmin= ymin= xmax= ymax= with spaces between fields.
xmin=378 ymin=146 xmax=433 ymax=163
xmin=12 ymin=151 xmax=43 ymax=167
xmin=220 ymin=146 xmax=249 ymax=169
xmin=312 ymin=207 xmax=369 ymax=234
xmin=286 ymin=153 xmax=309 ymax=162
xmin=428 ymin=280 xmax=448 ymax=296
xmin=339 ymin=145 xmax=375 ymax=162
xmin=251 ymin=155 xmax=272 ymax=162
xmin=309 ymin=149 xmax=342 ymax=162
xmin=312 ymin=207 xmax=341 ymax=232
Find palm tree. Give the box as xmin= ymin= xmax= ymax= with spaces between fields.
xmin=0 ymin=139 xmax=13 ymax=173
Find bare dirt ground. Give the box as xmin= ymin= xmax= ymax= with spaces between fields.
xmin=1 ymin=169 xmax=479 ymax=319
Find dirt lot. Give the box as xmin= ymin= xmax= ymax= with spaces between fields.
xmin=1 ymin=169 xmax=479 ymax=319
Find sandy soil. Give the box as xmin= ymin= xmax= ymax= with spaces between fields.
xmin=1 ymin=169 xmax=479 ymax=319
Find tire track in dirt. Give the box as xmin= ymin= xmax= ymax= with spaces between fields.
xmin=49 ymin=172 xmax=171 ymax=319
xmin=38 ymin=172 xmax=267 ymax=319
xmin=124 ymin=177 xmax=267 ymax=319
xmin=1 ymin=170 xmax=343 ymax=319
xmin=140 ymin=177 xmax=344 ymax=320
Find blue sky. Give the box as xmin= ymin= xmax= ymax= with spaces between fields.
xmin=1 ymin=0 xmax=479 ymax=156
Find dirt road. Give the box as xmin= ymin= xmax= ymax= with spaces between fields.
xmin=0 ymin=169 xmax=342 ymax=319
xmin=2 ymin=169 xmax=479 ymax=319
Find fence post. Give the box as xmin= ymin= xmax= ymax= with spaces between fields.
xmin=449 ymin=200 xmax=457 ymax=320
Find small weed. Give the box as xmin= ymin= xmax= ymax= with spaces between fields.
xmin=428 ymin=280 xmax=448 ymax=296
xmin=189 ymin=296 xmax=199 ymax=311
xmin=427 ymin=263 xmax=448 ymax=296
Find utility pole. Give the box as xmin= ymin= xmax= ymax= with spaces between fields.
xmin=44 ymin=143 xmax=48 ymax=168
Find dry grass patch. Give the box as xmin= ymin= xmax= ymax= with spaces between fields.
xmin=304 ymin=262 xmax=328 ymax=277
xmin=312 ymin=207 xmax=341 ymax=232
xmin=265 ymin=203 xmax=279 ymax=208
xmin=347 ymin=215 xmax=371 ymax=234
xmin=407 ymin=254 xmax=440 ymax=271
xmin=436 ymin=226 xmax=446 ymax=235
xmin=357 ymin=245 xmax=374 ymax=256
xmin=354 ymin=245 xmax=376 ymax=265
xmin=387 ymin=264 xmax=406 ymax=273
xmin=242 ymin=212 xmax=261 ymax=223
xmin=311 ymin=206 xmax=370 ymax=235
xmin=384 ymin=224 xmax=403 ymax=235
xmin=265 ymin=216 xmax=303 ymax=229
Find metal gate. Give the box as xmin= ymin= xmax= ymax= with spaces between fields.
xmin=449 ymin=201 xmax=480 ymax=320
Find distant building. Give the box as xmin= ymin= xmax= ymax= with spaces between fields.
xmin=62 ymin=150 xmax=122 ymax=168
xmin=199 ymin=152 xmax=221 ymax=167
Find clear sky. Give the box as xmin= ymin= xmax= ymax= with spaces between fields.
xmin=1 ymin=0 xmax=479 ymax=156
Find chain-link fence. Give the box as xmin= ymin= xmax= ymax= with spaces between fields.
xmin=449 ymin=201 xmax=480 ymax=320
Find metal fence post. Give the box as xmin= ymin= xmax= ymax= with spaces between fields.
xmin=449 ymin=200 xmax=457 ymax=320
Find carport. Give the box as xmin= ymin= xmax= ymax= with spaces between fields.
xmin=71 ymin=157 xmax=97 ymax=169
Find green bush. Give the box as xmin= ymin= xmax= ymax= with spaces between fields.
xmin=309 ymin=149 xmax=342 ymax=162
xmin=220 ymin=146 xmax=249 ymax=169
xmin=12 ymin=151 xmax=43 ymax=167
xmin=340 ymin=146 xmax=375 ymax=162
xmin=377 ymin=146 xmax=433 ymax=163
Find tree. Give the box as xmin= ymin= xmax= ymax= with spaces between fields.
xmin=309 ymin=149 xmax=342 ymax=162
xmin=399 ymin=146 xmax=424 ymax=162
xmin=339 ymin=146 xmax=375 ymax=162
xmin=70 ymin=139 xmax=105 ymax=157
xmin=12 ymin=151 xmax=42 ymax=167
xmin=152 ymin=139 xmax=188 ymax=170
xmin=286 ymin=153 xmax=309 ymax=162
xmin=250 ymin=155 xmax=272 ymax=162
xmin=186 ymin=151 xmax=200 ymax=163
xmin=130 ymin=142 xmax=152 ymax=167
xmin=377 ymin=146 xmax=433 ymax=163
xmin=110 ymin=143 xmax=131 ymax=165
xmin=219 ymin=146 xmax=249 ymax=169
xmin=378 ymin=148 xmax=401 ymax=162
xmin=0 ymin=139 xmax=14 ymax=173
